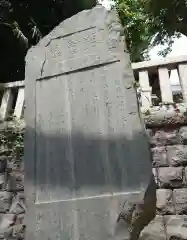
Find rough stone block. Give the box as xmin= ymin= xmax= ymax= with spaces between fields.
xmin=167 ymin=145 xmax=187 ymax=166
xmin=0 ymin=146 xmax=9 ymax=157
xmin=178 ymin=126 xmax=187 ymax=144
xmin=12 ymin=224 xmax=25 ymax=239
xmin=146 ymin=129 xmax=154 ymax=145
xmin=158 ymin=167 xmax=184 ymax=188
xmin=156 ymin=189 xmax=174 ymax=214
xmin=152 ymin=147 xmax=168 ymax=167
xmin=7 ymin=171 xmax=24 ymax=191
xmin=152 ymin=168 xmax=158 ymax=184
xmin=139 ymin=215 xmax=166 ymax=240
xmin=15 ymin=213 xmax=25 ymax=225
xmin=151 ymin=130 xmax=180 ymax=147
xmin=16 ymin=192 xmax=25 ymax=201
xmin=7 ymin=159 xmax=24 ymax=172
xmin=0 ymin=174 xmax=6 ymax=190
xmin=165 ymin=215 xmax=187 ymax=240
xmin=9 ymin=195 xmax=25 ymax=215
xmin=0 ymin=213 xmax=15 ymax=238
xmin=173 ymin=189 xmax=187 ymax=214
xmin=0 ymin=156 xmax=7 ymax=173
xmin=184 ymin=167 xmax=187 ymax=184
xmin=0 ymin=192 xmax=12 ymax=213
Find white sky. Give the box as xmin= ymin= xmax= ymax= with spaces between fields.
xmin=99 ymin=0 xmax=187 ymax=60
xmin=99 ymin=0 xmax=187 ymax=85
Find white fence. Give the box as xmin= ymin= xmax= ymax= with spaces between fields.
xmin=0 ymin=81 xmax=24 ymax=121
xmin=132 ymin=55 xmax=187 ymax=110
xmin=1 ymin=55 xmax=187 ymax=121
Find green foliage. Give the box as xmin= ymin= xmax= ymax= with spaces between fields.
xmin=113 ymin=0 xmax=153 ymax=61
xmin=113 ymin=0 xmax=187 ymax=61
xmin=2 ymin=0 xmax=187 ymax=81
xmin=0 ymin=0 xmax=96 ymax=82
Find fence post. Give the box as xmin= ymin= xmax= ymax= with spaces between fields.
xmin=158 ymin=67 xmax=173 ymax=104
xmin=178 ymin=63 xmax=187 ymax=102
xmin=14 ymin=87 xmax=25 ymax=119
xmin=138 ymin=70 xmax=152 ymax=109
xmin=0 ymin=88 xmax=13 ymax=121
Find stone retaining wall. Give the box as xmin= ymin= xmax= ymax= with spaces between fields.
xmin=1 ymin=111 xmax=187 ymax=239
xmin=0 ymin=121 xmax=25 ymax=239
xmin=141 ymin=107 xmax=187 ymax=240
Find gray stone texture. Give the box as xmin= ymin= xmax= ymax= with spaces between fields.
xmin=2 ymin=8 xmax=187 ymax=240
xmin=173 ymin=189 xmax=187 ymax=214
xmin=0 ymin=192 xmax=12 ymax=213
xmin=0 ymin=122 xmax=25 ymax=240
xmin=179 ymin=126 xmax=187 ymax=144
xmin=2 ymin=116 xmax=187 ymax=240
xmin=167 ymin=145 xmax=187 ymax=166
xmin=151 ymin=147 xmax=168 ymax=167
xmin=25 ymin=4 xmax=154 ymax=240
xmin=184 ymin=167 xmax=187 ymax=183
xmin=139 ymin=215 xmax=166 ymax=240
xmin=156 ymin=189 xmax=174 ymax=214
xmin=165 ymin=215 xmax=187 ymax=240
xmin=158 ymin=167 xmax=184 ymax=188
xmin=151 ymin=129 xmax=180 ymax=147
xmin=6 ymin=171 xmax=24 ymax=192
xmin=152 ymin=168 xmax=158 ymax=185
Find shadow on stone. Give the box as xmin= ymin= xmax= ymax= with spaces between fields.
xmin=24 ymin=125 xmax=156 ymax=240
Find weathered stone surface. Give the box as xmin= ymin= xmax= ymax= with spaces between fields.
xmin=156 ymin=189 xmax=174 ymax=214
xmin=9 ymin=197 xmax=25 ymax=215
xmin=167 ymin=145 xmax=187 ymax=166
xmin=151 ymin=130 xmax=180 ymax=147
xmin=158 ymin=167 xmax=184 ymax=188
xmin=139 ymin=215 xmax=166 ymax=240
xmin=165 ymin=215 xmax=187 ymax=240
xmin=143 ymin=105 xmax=187 ymax=127
xmin=15 ymin=213 xmax=25 ymax=225
xmin=0 ymin=157 xmax=7 ymax=173
xmin=185 ymin=167 xmax=187 ymax=184
xmin=7 ymin=159 xmax=24 ymax=172
xmin=0 ymin=174 xmax=6 ymax=190
xmin=0 ymin=122 xmax=25 ymax=239
xmin=173 ymin=189 xmax=187 ymax=214
xmin=12 ymin=224 xmax=25 ymax=239
xmin=117 ymin=177 xmax=156 ymax=240
xmin=0 ymin=192 xmax=12 ymax=213
xmin=0 ymin=146 xmax=9 ymax=157
xmin=151 ymin=147 xmax=168 ymax=167
xmin=24 ymin=5 xmax=154 ymax=240
xmin=152 ymin=168 xmax=158 ymax=184
xmin=7 ymin=171 xmax=24 ymax=192
xmin=178 ymin=126 xmax=187 ymax=144
xmin=0 ymin=213 xmax=15 ymax=238
xmin=146 ymin=129 xmax=154 ymax=146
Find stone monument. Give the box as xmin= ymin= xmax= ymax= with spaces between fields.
xmin=24 ymin=4 xmax=156 ymax=240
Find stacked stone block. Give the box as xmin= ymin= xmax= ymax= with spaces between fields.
xmin=0 ymin=121 xmax=25 ymax=239
xmin=141 ymin=120 xmax=187 ymax=239
xmin=1 ymin=114 xmax=187 ymax=239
